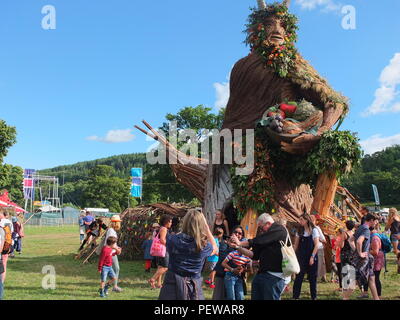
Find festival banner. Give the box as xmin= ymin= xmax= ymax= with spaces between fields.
xmin=131 ymin=168 xmax=143 ymax=198
xmin=371 ymin=184 xmax=380 ymax=206
xmin=23 ymin=169 xmax=36 ymax=200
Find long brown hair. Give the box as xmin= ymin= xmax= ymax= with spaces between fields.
xmin=182 ymin=209 xmax=208 ymax=252
xmin=298 ymin=213 xmax=316 ymax=235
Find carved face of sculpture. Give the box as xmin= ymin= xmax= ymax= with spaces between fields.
xmin=263 ymin=16 xmax=286 ymax=46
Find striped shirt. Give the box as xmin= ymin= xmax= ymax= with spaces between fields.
xmin=223 ymin=250 xmax=251 ymax=271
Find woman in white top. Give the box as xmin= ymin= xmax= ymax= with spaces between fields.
xmin=293 ymin=214 xmax=321 ymax=300
xmin=310 ymin=215 xmax=327 ymax=282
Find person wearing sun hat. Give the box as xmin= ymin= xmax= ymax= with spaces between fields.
xmin=102 ymin=214 xmax=123 ymax=292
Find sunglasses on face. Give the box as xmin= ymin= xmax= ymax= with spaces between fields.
xmin=233 ymin=231 xmax=243 ymax=235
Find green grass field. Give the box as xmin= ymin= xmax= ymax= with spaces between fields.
xmin=3 ymin=225 xmax=400 ymax=300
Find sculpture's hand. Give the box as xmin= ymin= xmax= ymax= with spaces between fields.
xmin=281 ymin=133 xmax=321 ymax=155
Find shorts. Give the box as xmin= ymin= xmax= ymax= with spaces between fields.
xmin=204 ymin=261 xmax=217 ymax=272
xmin=156 ymin=252 xmax=169 ymax=268
xmin=390 ymin=233 xmax=400 ymax=242
xmin=101 ymin=266 xmax=116 ymax=282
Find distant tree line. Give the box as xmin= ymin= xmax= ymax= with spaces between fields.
xmin=342 ymin=145 xmax=400 ymax=205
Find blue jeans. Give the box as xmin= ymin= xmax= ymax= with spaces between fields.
xmin=224 ymin=272 xmax=244 ymax=300
xmin=13 ymin=238 xmax=22 ymax=252
xmin=251 ymin=272 xmax=286 ymax=300
xmin=101 ymin=266 xmax=116 ymax=282
xmin=0 ymin=280 xmax=3 ymax=300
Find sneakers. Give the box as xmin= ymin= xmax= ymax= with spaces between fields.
xmin=99 ymin=288 xmax=105 ymax=298
xmin=205 ymin=278 xmax=212 ymax=285
xmin=357 ymin=294 xmax=369 ymax=299
xmin=209 ymin=282 xmax=216 ymax=289
xmin=112 ymin=286 xmax=123 ymax=293
xmin=104 ymin=284 xmax=111 ymax=296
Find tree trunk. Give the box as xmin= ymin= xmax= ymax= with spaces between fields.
xmin=312 ymin=171 xmax=338 ymax=217
xmin=203 ymin=164 xmax=234 ymax=226
xmin=240 ymin=209 xmax=258 ymax=240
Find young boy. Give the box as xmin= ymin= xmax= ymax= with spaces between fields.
xmin=205 ymin=227 xmax=224 ymax=288
xmin=221 ymin=249 xmax=252 ymax=300
xmin=141 ymin=232 xmax=154 ymax=272
xmin=98 ymin=236 xmax=121 ymax=297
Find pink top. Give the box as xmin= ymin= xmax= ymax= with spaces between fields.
xmin=371 ymin=235 xmax=384 ymax=271
xmin=334 ymin=236 xmax=341 ymax=263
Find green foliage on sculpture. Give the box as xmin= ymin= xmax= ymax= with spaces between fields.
xmin=305 ymin=130 xmax=363 ymax=178
xmin=231 ymin=130 xmax=362 ymax=214
xmin=231 ymin=140 xmax=276 ymax=220
xmin=245 ymin=3 xmax=299 ymax=77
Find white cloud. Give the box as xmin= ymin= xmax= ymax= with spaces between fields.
xmin=214 ymin=71 xmax=231 ymax=110
xmin=295 ymin=0 xmax=342 ymax=12
xmin=214 ymin=81 xmax=230 ymax=110
xmin=86 ymin=129 xmax=135 ymax=143
xmin=360 ymin=133 xmax=400 ymax=155
xmin=363 ymin=53 xmax=400 ymax=116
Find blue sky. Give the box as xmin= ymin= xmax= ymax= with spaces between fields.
xmin=1 ymin=0 xmax=399 ymax=170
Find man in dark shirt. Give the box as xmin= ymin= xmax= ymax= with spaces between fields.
xmin=353 ymin=213 xmax=380 ymax=300
xmin=229 ymin=213 xmax=289 ymax=300
xmin=359 ymin=207 xmax=369 ymax=226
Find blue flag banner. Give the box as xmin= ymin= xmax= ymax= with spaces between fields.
xmin=131 ymin=168 xmax=143 ymax=198
xmin=372 ymin=184 xmax=380 ymax=206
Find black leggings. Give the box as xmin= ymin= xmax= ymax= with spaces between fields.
xmin=374 ymin=270 xmax=382 ymax=297
xmin=336 ymin=263 xmax=342 ymax=288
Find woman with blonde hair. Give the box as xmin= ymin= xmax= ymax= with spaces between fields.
xmin=159 ymin=209 xmax=218 ymax=300
xmin=385 ymin=208 xmax=400 ymax=271
xmin=212 ymin=209 xmax=230 ymax=238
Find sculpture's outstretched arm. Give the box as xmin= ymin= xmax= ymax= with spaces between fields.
xmin=135 ymin=121 xmax=208 ymax=202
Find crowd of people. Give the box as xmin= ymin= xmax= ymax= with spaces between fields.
xmin=0 ymin=209 xmax=25 ymax=300
xmin=137 ymin=206 xmax=400 ymax=300
xmin=1 ymin=205 xmax=399 ymax=301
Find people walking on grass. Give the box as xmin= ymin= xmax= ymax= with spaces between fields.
xmin=158 ymin=209 xmax=217 ymax=300
xmin=142 ymin=232 xmax=154 ymax=273
xmin=149 ymin=214 xmax=173 ymax=289
xmin=204 ymin=227 xmax=224 ymax=289
xmin=385 ymin=208 xmax=400 ymax=273
xmin=370 ymin=224 xmax=384 ymax=299
xmin=292 ymin=213 xmax=321 ymax=300
xmin=352 ymin=213 xmax=380 ymax=300
xmin=11 ymin=216 xmax=24 ymax=256
xmin=228 ymin=213 xmax=290 ymax=300
xmin=98 ymin=236 xmax=121 ymax=298
xmin=212 ymin=210 xmax=230 ymax=238
xmin=310 ymin=215 xmax=327 ymax=282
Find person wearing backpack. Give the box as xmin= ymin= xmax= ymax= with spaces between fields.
xmin=0 ymin=220 xmax=5 ymax=300
xmin=0 ymin=211 xmax=13 ymax=283
xmin=370 ymin=225 xmax=384 ymax=299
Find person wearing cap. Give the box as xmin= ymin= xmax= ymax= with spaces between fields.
xmin=11 ymin=216 xmax=24 ymax=257
xmin=103 ymin=215 xmax=123 ymax=292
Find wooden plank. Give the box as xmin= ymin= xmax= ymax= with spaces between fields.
xmin=312 ymin=172 xmax=338 ymax=217
xmin=240 ymin=209 xmax=258 ymax=240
